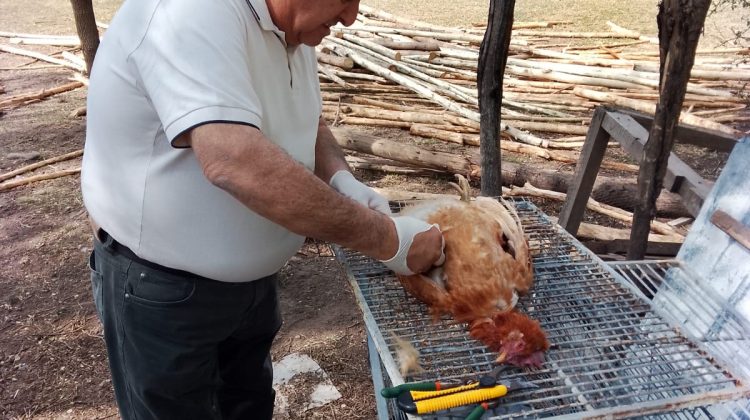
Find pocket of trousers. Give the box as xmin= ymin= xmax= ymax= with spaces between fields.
xmin=124 ymin=263 xmax=197 ymax=306
xmin=89 ymin=251 xmax=105 ymax=321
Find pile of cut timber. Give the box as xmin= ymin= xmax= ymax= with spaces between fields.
xmin=316 ymin=5 xmax=748 ymax=172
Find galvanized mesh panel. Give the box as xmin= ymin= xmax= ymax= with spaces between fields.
xmin=610 ymin=260 xmax=750 ymax=381
xmin=335 ymin=199 xmax=750 ymax=419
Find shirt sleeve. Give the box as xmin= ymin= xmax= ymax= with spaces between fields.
xmin=129 ymin=0 xmax=262 ymax=144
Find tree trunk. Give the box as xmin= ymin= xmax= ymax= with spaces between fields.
xmin=591 ymin=179 xmax=687 ymax=217
xmin=628 ymin=0 xmax=711 ymax=260
xmin=70 ymin=0 xmax=99 ymax=74
xmin=478 ymin=0 xmax=515 ymax=196
xmin=331 ymin=127 xmax=690 ymax=217
xmin=331 ymin=127 xmax=478 ymax=176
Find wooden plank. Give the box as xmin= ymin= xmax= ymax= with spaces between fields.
xmin=661 ymin=155 xmax=713 ymax=216
xmin=602 ymin=111 xmax=712 ymax=217
xmin=615 ymin=108 xmax=737 ymax=153
xmin=710 ymin=209 xmax=750 ymax=251
xmin=582 ymin=239 xmax=682 ymax=257
xmin=667 ymin=217 xmax=693 ymax=227
xmin=559 ymin=107 xmax=610 ymax=235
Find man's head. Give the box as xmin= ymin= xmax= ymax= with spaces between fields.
xmin=267 ymin=0 xmax=360 ymax=47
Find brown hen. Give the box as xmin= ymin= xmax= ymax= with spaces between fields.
xmin=396 ymin=177 xmax=549 ymax=368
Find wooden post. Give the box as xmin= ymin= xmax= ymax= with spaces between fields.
xmin=558 ymin=107 xmax=610 ymax=235
xmin=477 ymin=0 xmax=515 ymax=196
xmin=711 ymin=210 xmax=750 ymax=251
xmin=628 ymin=0 xmax=712 ymax=260
xmin=70 ymin=0 xmax=99 ymax=74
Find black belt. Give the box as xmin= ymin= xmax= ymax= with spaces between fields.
xmin=98 ymin=229 xmax=211 ymax=281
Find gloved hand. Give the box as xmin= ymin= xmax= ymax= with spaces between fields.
xmin=329 ymin=170 xmax=391 ymax=215
xmin=381 ymin=216 xmax=446 ymax=275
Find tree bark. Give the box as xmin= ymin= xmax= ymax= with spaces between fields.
xmin=478 ymin=0 xmax=515 ymax=196
xmin=628 ymin=0 xmax=711 ymax=260
xmin=331 ymin=127 xmax=479 ymax=176
xmin=70 ymin=0 xmax=99 ymax=75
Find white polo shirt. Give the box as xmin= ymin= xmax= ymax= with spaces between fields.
xmin=81 ymin=0 xmax=322 ymax=282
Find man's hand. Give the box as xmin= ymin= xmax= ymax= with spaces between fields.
xmin=381 ymin=216 xmax=445 ymax=275
xmin=329 ymin=170 xmax=391 ymax=215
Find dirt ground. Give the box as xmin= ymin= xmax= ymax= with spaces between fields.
xmin=0 ymin=1 xmax=747 ymax=419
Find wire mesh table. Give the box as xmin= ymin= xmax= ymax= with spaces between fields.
xmin=334 ymin=199 xmax=750 ymax=419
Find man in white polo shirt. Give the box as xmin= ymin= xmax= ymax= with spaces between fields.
xmin=80 ymin=0 xmax=444 ymax=418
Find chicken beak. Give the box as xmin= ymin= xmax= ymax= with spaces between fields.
xmin=495 ymin=351 xmax=507 ymax=363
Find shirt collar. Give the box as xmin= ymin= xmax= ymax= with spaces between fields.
xmin=244 ymin=0 xmax=287 ymax=40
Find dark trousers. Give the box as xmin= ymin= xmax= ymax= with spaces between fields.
xmin=89 ymin=233 xmax=282 ymax=420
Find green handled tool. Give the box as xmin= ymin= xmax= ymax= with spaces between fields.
xmin=465 ymin=401 xmax=497 ymax=420
xmin=380 ymin=380 xmax=464 ymax=399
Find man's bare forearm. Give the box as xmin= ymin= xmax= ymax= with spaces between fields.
xmin=186 ymin=123 xmax=397 ymax=260
xmin=314 ymin=117 xmax=350 ymax=183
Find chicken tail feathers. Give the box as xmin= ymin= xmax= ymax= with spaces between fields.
xmin=391 ymin=333 xmax=424 ymax=377
xmin=448 ymin=174 xmax=472 ymax=202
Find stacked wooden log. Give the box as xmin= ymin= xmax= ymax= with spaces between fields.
xmin=316 ymin=5 xmax=748 ymax=172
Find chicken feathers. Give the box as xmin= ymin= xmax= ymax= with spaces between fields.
xmin=395 ymin=177 xmax=548 ymax=367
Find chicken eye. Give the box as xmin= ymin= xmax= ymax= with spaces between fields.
xmin=499 ymin=231 xmax=516 ymax=259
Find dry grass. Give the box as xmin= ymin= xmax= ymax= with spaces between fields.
xmin=362 ymin=0 xmax=748 ymax=47
xmin=363 ymin=0 xmax=659 ymax=32
xmin=1 ymin=0 xmax=746 ymax=46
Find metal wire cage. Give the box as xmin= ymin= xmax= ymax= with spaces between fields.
xmin=334 ymin=198 xmax=750 ymax=419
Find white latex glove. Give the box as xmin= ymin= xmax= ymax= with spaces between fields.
xmin=381 ymin=216 xmax=446 ymax=275
xmin=329 ymin=170 xmax=392 ymax=215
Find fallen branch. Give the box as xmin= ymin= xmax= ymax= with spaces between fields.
xmin=318 ymin=64 xmax=349 ymax=87
xmin=317 ymin=51 xmax=354 ymax=70
xmin=69 ymin=106 xmax=87 ymax=118
xmin=0 ymin=44 xmax=84 ymax=72
xmin=409 ymin=124 xmax=637 ymax=172
xmin=369 ymin=38 xmax=440 ymax=51
xmin=0 ymin=168 xmax=81 ymax=192
xmin=358 ymin=4 xmax=459 ymax=32
xmin=0 ymin=81 xmax=85 ymax=110
xmin=10 ymin=37 xmax=80 ymax=47
xmin=513 ymin=29 xmax=641 ymax=39
xmin=0 ymin=31 xmax=78 ymax=39
xmin=332 ymin=126 xmax=478 ymax=176
xmin=0 ymin=149 xmax=83 ymax=182
xmin=605 ymin=21 xmax=659 ymax=44
xmin=548 ymin=217 xmax=680 ymax=243
xmin=346 ymin=156 xmax=442 ymax=176
xmin=339 ymin=116 xmax=412 ymax=128
xmin=573 ymin=87 xmax=742 ymax=138
xmin=373 ymin=187 xmax=460 ymax=201
xmin=505 ymin=182 xmax=683 ymax=237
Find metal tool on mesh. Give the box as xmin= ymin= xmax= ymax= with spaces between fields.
xmin=382 ymin=367 xmax=537 ymax=418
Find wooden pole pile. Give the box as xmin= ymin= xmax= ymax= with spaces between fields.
xmin=311 ymin=8 xmax=747 ymax=170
